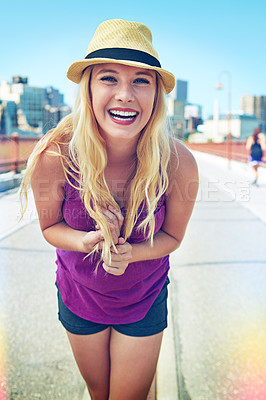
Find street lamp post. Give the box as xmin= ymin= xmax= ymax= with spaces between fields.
xmin=216 ymin=70 xmax=232 ymax=168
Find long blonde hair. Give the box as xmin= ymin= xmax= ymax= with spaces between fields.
xmin=20 ymin=65 xmax=172 ymax=265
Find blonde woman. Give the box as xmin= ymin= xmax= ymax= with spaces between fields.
xmin=20 ymin=19 xmax=198 ymax=400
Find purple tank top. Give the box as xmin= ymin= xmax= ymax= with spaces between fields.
xmin=56 ymin=175 xmax=170 ymax=324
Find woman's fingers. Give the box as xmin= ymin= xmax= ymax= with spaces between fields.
xmin=108 ymin=251 xmax=132 ymax=262
xmin=98 ymin=205 xmax=124 ymax=243
xmin=111 ymin=239 xmax=130 ymax=255
xmin=98 ymin=205 xmax=124 ymax=226
xmin=82 ymin=230 xmax=104 ymax=253
xmin=98 ymin=205 xmax=123 ymax=225
xmin=107 ymin=205 xmax=124 ymax=229
xmin=117 ymin=237 xmax=126 ymax=245
xmin=98 ymin=207 xmax=116 ymax=223
xmin=102 ymin=239 xmax=132 ymax=275
xmin=102 ymin=261 xmax=128 ymax=276
xmin=102 ymin=263 xmax=120 ymax=275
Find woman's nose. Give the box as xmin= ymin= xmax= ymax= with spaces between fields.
xmin=115 ymin=82 xmax=134 ymax=103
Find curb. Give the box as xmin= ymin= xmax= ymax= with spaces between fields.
xmin=0 ymin=172 xmax=24 ymax=192
xmin=82 ymin=387 xmax=90 ymax=400
xmin=156 ymin=283 xmax=178 ymax=399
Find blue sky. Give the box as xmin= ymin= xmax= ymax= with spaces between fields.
xmin=1 ymin=0 xmax=266 ymax=119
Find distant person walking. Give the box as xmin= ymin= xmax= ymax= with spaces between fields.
xmin=246 ymin=128 xmax=265 ymax=185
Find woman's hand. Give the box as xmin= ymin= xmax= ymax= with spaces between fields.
xmin=103 ymin=237 xmax=132 ymax=276
xmin=97 ymin=205 xmax=124 ymax=245
xmin=81 ymin=230 xmax=104 ymax=253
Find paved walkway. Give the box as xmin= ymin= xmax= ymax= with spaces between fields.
xmin=0 ymin=151 xmax=266 ymax=399
xmin=166 ymin=151 xmax=266 ymax=400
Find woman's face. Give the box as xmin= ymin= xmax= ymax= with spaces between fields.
xmin=90 ymin=63 xmax=157 ymax=142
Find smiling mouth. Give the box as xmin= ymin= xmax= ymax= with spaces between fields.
xmin=108 ymin=109 xmax=138 ymax=121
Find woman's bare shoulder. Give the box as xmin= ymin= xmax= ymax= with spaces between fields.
xmin=168 ymin=137 xmax=198 ymax=179
xmin=32 ymin=139 xmax=68 ymax=184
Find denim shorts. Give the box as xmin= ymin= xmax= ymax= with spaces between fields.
xmin=57 ymin=277 xmax=169 ymax=337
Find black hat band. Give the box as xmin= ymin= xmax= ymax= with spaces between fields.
xmin=85 ymin=48 xmax=161 ymax=68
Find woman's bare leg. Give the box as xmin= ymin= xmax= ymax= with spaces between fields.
xmin=109 ymin=328 xmax=163 ymax=400
xmin=252 ymin=164 xmax=259 ymax=183
xmin=147 ymin=375 xmax=156 ymax=400
xmin=66 ymin=328 xmax=111 ymax=400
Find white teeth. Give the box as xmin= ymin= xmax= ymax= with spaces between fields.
xmin=112 ymin=116 xmax=134 ymax=121
xmin=109 ymin=110 xmax=137 ymax=117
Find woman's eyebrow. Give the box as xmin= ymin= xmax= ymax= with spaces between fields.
xmin=135 ymin=71 xmax=154 ymax=78
xmin=96 ymin=68 xmax=119 ymax=75
xmin=95 ymin=69 xmax=154 ymax=78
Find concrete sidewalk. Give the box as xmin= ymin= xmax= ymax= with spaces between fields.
xmin=167 ymin=151 xmax=266 ymax=400
xmin=0 ymin=219 xmax=86 ymax=400
xmin=1 ymin=151 xmax=266 ymax=399
xmin=193 ymin=150 xmax=266 ymax=224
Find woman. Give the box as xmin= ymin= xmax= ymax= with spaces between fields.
xmin=20 ymin=19 xmax=198 ymax=400
xmin=246 ymin=127 xmax=265 ymax=185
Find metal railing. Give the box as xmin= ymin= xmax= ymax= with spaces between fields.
xmin=185 ymin=141 xmax=266 ymax=167
xmin=0 ymin=133 xmax=42 ymax=174
xmin=1 ymin=134 xmax=265 ymax=175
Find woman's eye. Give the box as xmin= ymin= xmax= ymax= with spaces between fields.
xmin=100 ymin=76 xmax=117 ymax=83
xmin=134 ymin=78 xmax=150 ymax=84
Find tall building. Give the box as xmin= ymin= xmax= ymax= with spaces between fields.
xmin=0 ymin=100 xmax=18 ymax=135
xmin=254 ymin=96 xmax=266 ymax=130
xmin=170 ymin=79 xmax=188 ymax=101
xmin=241 ymin=95 xmax=254 ymax=115
xmin=46 ymin=87 xmax=64 ymax=108
xmin=167 ymin=79 xmax=188 ymax=118
xmin=167 ymin=79 xmax=205 ymax=138
xmin=20 ymin=86 xmax=47 ymax=128
xmin=241 ymin=95 xmax=266 ymax=133
xmin=176 ymin=79 xmax=188 ymax=101
xmin=43 ymin=104 xmax=72 ymax=134
xmin=0 ymin=76 xmax=71 ymax=136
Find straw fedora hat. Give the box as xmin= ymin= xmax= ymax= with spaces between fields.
xmin=67 ymin=19 xmax=175 ymax=94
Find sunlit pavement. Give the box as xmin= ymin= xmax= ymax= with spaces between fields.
xmin=0 ymin=199 xmax=85 ymax=399
xmin=165 ymin=152 xmax=266 ymax=400
xmin=0 ymin=152 xmax=266 ymax=399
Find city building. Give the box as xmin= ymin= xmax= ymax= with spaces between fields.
xmin=184 ymin=104 xmax=202 ymax=119
xmin=241 ymin=95 xmax=266 ymax=133
xmin=168 ymin=115 xmax=186 ymax=139
xmin=170 ymin=79 xmax=188 ymax=101
xmin=167 ymin=96 xmax=186 ymax=139
xmin=167 ymin=97 xmax=186 ymax=117
xmin=167 ymin=79 xmax=204 ymax=139
xmin=0 ymin=100 xmax=18 ymax=135
xmin=0 ymin=76 xmax=71 ymax=136
xmin=241 ymin=94 xmax=254 ymax=115
xmin=184 ymin=104 xmax=203 ymax=133
xmin=43 ymin=104 xmax=72 ymax=133
xmin=203 ymin=113 xmax=258 ymax=142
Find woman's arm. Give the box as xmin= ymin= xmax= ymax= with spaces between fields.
xmin=102 ymin=140 xmax=199 ymax=275
xmin=133 ymin=140 xmax=198 ymax=260
xmin=246 ymin=136 xmax=253 ymax=150
xmin=259 ymin=134 xmax=266 ymax=151
xmin=31 ymin=144 xmax=104 ymax=253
